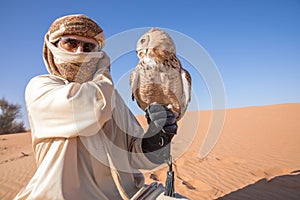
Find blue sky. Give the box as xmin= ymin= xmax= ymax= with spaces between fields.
xmin=1 ymin=0 xmax=300 ymax=128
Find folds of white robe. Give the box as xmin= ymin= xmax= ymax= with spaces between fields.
xmin=15 ymin=74 xmax=157 ymax=200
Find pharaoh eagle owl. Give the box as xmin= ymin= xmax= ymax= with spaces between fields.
xmin=130 ymin=28 xmax=192 ymax=120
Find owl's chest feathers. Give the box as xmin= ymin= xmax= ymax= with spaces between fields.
xmin=138 ymin=57 xmax=180 ymax=84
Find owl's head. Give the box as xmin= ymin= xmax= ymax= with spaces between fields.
xmin=136 ymin=28 xmax=176 ymax=59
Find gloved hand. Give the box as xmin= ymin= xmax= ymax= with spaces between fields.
xmin=142 ymin=104 xmax=178 ymax=164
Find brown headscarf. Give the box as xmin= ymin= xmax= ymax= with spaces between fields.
xmin=43 ymin=14 xmax=110 ymax=83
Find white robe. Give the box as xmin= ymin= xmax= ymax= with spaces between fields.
xmin=15 ymin=74 xmax=157 ymax=200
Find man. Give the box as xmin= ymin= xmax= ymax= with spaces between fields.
xmin=15 ymin=14 xmax=179 ymax=200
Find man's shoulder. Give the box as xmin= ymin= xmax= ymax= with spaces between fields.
xmin=28 ymin=74 xmax=68 ymax=85
xmin=25 ymin=74 xmax=69 ymax=103
xmin=26 ymin=74 xmax=69 ymax=95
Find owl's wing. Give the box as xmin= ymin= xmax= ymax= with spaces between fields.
xmin=181 ymin=68 xmax=192 ymax=107
xmin=130 ymin=68 xmax=139 ymax=101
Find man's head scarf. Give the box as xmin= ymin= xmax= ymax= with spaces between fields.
xmin=43 ymin=14 xmax=110 ymax=83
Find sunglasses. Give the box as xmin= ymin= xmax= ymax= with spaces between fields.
xmin=58 ymin=37 xmax=99 ymax=52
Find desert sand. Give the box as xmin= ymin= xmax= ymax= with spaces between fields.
xmin=0 ymin=103 xmax=300 ymax=199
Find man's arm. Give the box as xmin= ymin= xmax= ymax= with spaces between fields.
xmin=25 ymin=74 xmax=114 ymax=139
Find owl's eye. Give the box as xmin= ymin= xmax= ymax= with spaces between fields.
xmin=140 ymin=38 xmax=146 ymax=44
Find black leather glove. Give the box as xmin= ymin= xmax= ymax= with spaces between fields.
xmin=142 ymin=104 xmax=177 ymax=164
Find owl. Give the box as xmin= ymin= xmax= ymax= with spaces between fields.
xmin=130 ymin=28 xmax=192 ymax=120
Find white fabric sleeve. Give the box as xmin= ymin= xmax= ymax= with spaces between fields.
xmin=110 ymin=92 xmax=158 ymax=170
xmin=25 ymin=74 xmax=113 ymax=139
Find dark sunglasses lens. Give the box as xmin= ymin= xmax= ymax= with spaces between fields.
xmin=67 ymin=39 xmax=79 ymax=48
xmin=59 ymin=38 xmax=79 ymax=50
xmin=83 ymin=43 xmax=97 ymax=52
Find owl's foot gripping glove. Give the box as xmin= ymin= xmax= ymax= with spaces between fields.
xmin=142 ymin=104 xmax=178 ymax=164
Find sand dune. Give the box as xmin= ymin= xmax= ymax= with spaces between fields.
xmin=1 ymin=104 xmax=300 ymax=199
xmin=0 ymin=132 xmax=35 ymax=199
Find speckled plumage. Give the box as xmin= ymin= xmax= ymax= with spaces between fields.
xmin=130 ymin=28 xmax=191 ymax=120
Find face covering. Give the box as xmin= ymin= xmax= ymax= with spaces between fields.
xmin=45 ymin=35 xmax=105 ymax=83
xmin=43 ymin=14 xmax=109 ymax=83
